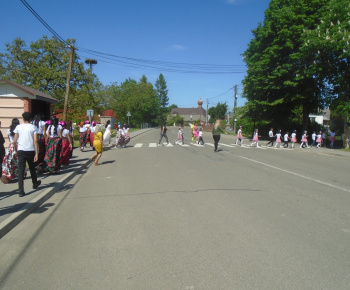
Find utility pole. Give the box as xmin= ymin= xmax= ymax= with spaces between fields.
xmin=233 ymin=84 xmax=238 ymax=134
xmin=63 ymin=45 xmax=74 ymax=122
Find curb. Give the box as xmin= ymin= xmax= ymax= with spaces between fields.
xmin=0 ymin=128 xmax=154 ymax=239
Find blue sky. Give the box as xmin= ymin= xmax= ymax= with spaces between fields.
xmin=1 ymin=0 xmax=270 ymax=110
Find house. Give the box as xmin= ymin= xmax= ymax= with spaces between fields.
xmin=169 ymin=99 xmax=207 ymax=123
xmin=0 ymin=80 xmax=58 ymax=146
xmin=309 ymin=109 xmax=331 ymax=127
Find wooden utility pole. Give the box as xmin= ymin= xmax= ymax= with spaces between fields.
xmin=63 ymin=45 xmax=74 ymax=122
xmin=233 ymin=84 xmax=238 ymax=134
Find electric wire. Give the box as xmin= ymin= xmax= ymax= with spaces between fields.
xmin=20 ymin=0 xmax=68 ymax=46
xmin=19 ymin=0 xmax=246 ymax=74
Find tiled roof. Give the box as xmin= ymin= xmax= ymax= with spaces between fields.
xmin=0 ymin=79 xmax=58 ymax=103
xmin=170 ymin=107 xmax=206 ymax=115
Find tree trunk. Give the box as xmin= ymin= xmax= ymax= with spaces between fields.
xmin=302 ymin=103 xmax=310 ymax=132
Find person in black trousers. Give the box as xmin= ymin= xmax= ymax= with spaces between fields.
xmin=0 ymin=121 xmax=5 ymax=164
xmin=266 ymin=128 xmax=275 ymax=147
xmin=13 ymin=112 xmax=41 ymax=197
xmin=158 ymin=123 xmax=169 ymax=146
xmin=212 ymin=119 xmax=228 ymax=152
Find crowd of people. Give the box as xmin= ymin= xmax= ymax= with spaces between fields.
xmin=0 ymin=112 xmax=118 ymax=195
xmin=1 ymin=113 xmax=344 ymax=196
xmin=232 ymin=126 xmax=339 ymax=149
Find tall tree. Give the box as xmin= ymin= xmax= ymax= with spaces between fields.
xmin=102 ymin=77 xmax=161 ymax=126
xmin=208 ymin=102 xmax=228 ymax=122
xmin=242 ymin=0 xmax=329 ymax=130
xmin=303 ymin=0 xmax=350 ymax=114
xmin=155 ymin=73 xmax=169 ymax=110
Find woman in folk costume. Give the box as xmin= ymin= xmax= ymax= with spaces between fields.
xmin=66 ymin=120 xmax=74 ymax=158
xmin=44 ymin=116 xmax=62 ymax=173
xmin=90 ymin=121 xmax=97 ymax=149
xmin=78 ymin=120 xmax=87 ymax=151
xmin=84 ymin=120 xmax=92 ymax=148
xmin=115 ymin=125 xmax=125 ymax=148
xmin=32 ymin=114 xmax=47 ymax=173
xmin=90 ymin=125 xmax=104 ymax=166
xmin=123 ymin=124 xmax=130 ymax=146
xmin=103 ymin=120 xmax=112 ymax=145
xmin=59 ymin=121 xmax=73 ymax=166
xmin=1 ymin=118 xmax=21 ymax=184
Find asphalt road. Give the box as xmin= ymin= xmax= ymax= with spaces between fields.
xmin=0 ymin=127 xmax=349 ymax=289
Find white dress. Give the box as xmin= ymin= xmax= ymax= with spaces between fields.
xmin=103 ymin=124 xmax=111 ymax=144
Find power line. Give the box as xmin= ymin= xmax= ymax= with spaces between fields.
xmin=20 ymin=0 xmax=68 ymax=46
xmin=19 ymin=0 xmax=246 ymax=74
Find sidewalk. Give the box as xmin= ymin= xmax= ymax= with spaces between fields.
xmin=0 ymin=128 xmax=153 ymax=239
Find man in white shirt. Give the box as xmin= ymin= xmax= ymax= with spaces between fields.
xmin=13 ymin=112 xmax=41 ymax=197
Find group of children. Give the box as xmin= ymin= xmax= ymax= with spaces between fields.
xmin=173 ymin=125 xmax=205 ymax=146
xmin=243 ymin=127 xmax=326 ymax=148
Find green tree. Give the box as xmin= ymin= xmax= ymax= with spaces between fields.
xmin=0 ymin=36 xmax=102 ymax=119
xmin=155 ymin=73 xmax=169 ymax=111
xmin=208 ymin=102 xmax=228 ymax=123
xmin=303 ymin=0 xmax=350 ymax=114
xmin=102 ymin=76 xmax=161 ymax=126
xmin=242 ymin=0 xmax=329 ymax=130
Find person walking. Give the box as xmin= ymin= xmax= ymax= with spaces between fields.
xmin=329 ymin=130 xmax=336 ymax=148
xmin=283 ymin=132 xmax=290 ymax=148
xmin=198 ymin=128 xmax=205 ymax=145
xmin=251 ymin=129 xmax=261 ymax=147
xmin=212 ymin=119 xmax=228 ymax=152
xmin=1 ymin=118 xmax=21 ymax=184
xmin=12 ymin=112 xmax=41 ymax=197
xmin=44 ymin=116 xmax=62 ymax=173
xmin=174 ymin=127 xmax=182 ymax=144
xmin=78 ymin=120 xmax=87 ymax=151
xmin=192 ymin=122 xmax=199 ymax=144
xmin=311 ymin=131 xmax=317 ymax=147
xmin=300 ymin=131 xmax=310 ymax=148
xmin=158 ymin=123 xmax=169 ymax=146
xmin=103 ymin=120 xmax=112 ymax=145
xmin=0 ymin=121 xmax=6 ymax=165
xmin=274 ymin=130 xmax=282 ymax=148
xmin=31 ymin=114 xmax=47 ymax=173
xmin=235 ymin=125 xmax=243 ymax=146
xmin=59 ymin=121 xmax=73 ymax=166
xmin=123 ymin=124 xmax=130 ymax=146
xmin=316 ymin=131 xmax=322 ymax=148
xmin=266 ymin=128 xmax=275 ymax=147
xmin=90 ymin=125 xmax=103 ymax=166
xmin=291 ymin=130 xmax=297 ymax=148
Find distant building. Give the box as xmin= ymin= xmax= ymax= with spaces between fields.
xmin=0 ymin=79 xmax=58 ymax=146
xmin=309 ymin=109 xmax=330 ymax=127
xmin=169 ymin=99 xmax=206 ymax=123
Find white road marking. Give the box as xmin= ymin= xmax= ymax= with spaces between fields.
xmin=237 ymin=155 xmax=350 ymax=193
